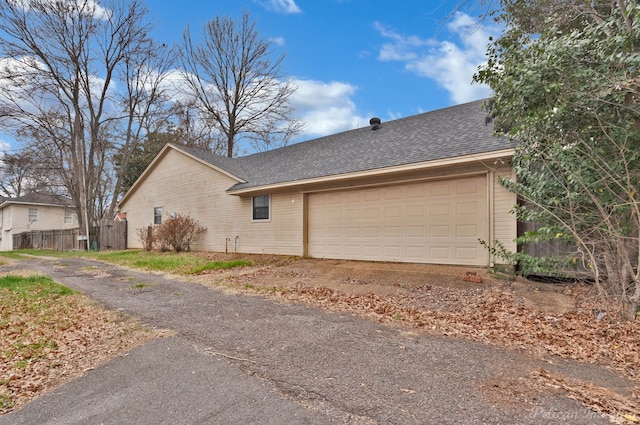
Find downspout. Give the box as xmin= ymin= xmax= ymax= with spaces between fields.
xmin=488 ymin=169 xmax=495 ymax=267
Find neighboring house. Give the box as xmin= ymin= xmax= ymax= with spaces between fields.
xmin=118 ymin=99 xmax=518 ymax=266
xmin=0 ymin=192 xmax=79 ymax=251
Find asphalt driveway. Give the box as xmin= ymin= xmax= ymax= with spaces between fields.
xmin=0 ymin=256 xmax=617 ymax=424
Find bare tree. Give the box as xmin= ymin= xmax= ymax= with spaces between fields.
xmin=0 ymin=0 xmax=171 ymax=244
xmin=169 ymin=99 xmax=226 ymax=154
xmin=108 ymin=41 xmax=177 ymax=215
xmin=180 ymin=11 xmax=302 ymax=158
xmin=0 ymin=151 xmax=34 ymax=197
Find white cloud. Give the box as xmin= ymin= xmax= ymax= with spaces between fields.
xmin=0 ymin=140 xmax=8 ymax=157
xmin=9 ymin=0 xmax=111 ymax=20
xmin=270 ymin=37 xmax=286 ymax=46
xmin=155 ymin=72 xmax=367 ymax=140
xmin=375 ymin=12 xmax=496 ymax=104
xmin=254 ymin=0 xmax=302 ymax=14
xmin=290 ymin=79 xmax=368 ymax=138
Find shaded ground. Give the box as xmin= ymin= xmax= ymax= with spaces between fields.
xmin=1 ymin=253 xmax=639 ymax=423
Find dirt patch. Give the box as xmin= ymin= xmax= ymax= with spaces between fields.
xmin=194 ymin=255 xmax=577 ymax=315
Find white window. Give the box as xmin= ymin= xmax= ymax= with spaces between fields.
xmin=28 ymin=208 xmax=38 ymax=222
xmin=64 ymin=210 xmax=73 ymax=224
xmin=154 ymin=207 xmax=163 ymax=225
xmin=252 ymin=195 xmax=270 ymax=221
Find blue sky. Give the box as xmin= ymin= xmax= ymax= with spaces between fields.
xmin=0 ymin=0 xmax=499 ymax=152
xmin=148 ymin=0 xmax=498 ymax=140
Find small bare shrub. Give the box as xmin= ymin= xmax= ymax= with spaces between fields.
xmin=136 ymin=225 xmax=156 ymax=251
xmin=155 ymin=214 xmax=206 ymax=252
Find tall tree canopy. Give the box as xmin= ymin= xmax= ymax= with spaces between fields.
xmin=0 ymin=0 xmax=172 ymax=239
xmin=180 ymin=11 xmax=302 ymax=157
xmin=475 ymin=0 xmax=640 ymax=317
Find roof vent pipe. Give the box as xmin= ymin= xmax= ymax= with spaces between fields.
xmin=369 ymin=117 xmax=381 ymax=131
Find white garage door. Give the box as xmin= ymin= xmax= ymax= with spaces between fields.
xmin=307 ymin=175 xmax=489 ymax=265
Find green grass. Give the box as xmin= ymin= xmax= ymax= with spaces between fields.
xmin=0 ymin=251 xmax=30 ymax=260
xmin=187 ymin=259 xmax=253 ymax=274
xmin=88 ymin=250 xmax=254 ymax=274
xmin=0 ymin=393 xmax=13 ymax=410
xmin=130 ymin=283 xmax=152 ymax=289
xmin=0 ymin=275 xmax=75 ymax=298
xmin=10 ymin=249 xmax=254 ymax=275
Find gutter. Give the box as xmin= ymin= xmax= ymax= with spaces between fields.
xmin=226 ymin=148 xmax=515 ymax=196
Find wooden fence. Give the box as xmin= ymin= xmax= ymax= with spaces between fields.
xmin=98 ymin=219 xmax=127 ymax=251
xmin=13 ymin=229 xmax=79 ymax=251
xmin=12 ymin=220 xmax=126 ymax=251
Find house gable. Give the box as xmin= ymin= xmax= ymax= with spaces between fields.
xmin=118 ymin=148 xmax=306 ymax=255
xmin=117 ymin=144 xmax=246 ymax=210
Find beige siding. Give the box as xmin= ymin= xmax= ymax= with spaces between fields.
xmin=119 ymin=149 xmax=304 ymax=255
xmin=10 ymin=205 xmax=77 ymax=232
xmin=0 ymin=204 xmax=78 ymax=251
xmin=233 ymin=193 xmax=303 ymax=255
xmin=492 ymin=165 xmax=518 ymax=260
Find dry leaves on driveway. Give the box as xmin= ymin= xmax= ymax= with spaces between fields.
xmin=0 ymin=291 xmax=162 ymax=414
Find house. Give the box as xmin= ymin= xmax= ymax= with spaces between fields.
xmin=0 ymin=192 xmax=79 ymax=251
xmin=117 ymin=99 xmax=518 ymax=266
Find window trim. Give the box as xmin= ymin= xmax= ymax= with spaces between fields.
xmin=64 ymin=210 xmax=73 ymax=224
xmin=153 ymin=207 xmax=163 ymax=225
xmin=252 ymin=195 xmax=270 ymax=222
xmin=28 ymin=207 xmax=38 ymax=222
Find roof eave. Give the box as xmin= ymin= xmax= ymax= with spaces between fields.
xmin=0 ymin=201 xmax=73 ymax=208
xmin=226 ymin=148 xmax=515 ymax=195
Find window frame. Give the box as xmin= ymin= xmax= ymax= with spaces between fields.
xmin=252 ymin=195 xmax=270 ymax=222
xmin=28 ymin=207 xmax=38 ymax=222
xmin=153 ymin=207 xmax=163 ymax=225
xmin=64 ymin=210 xmax=73 ymax=224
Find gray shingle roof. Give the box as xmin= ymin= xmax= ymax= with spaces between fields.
xmin=2 ymin=192 xmax=73 ymax=207
xmin=175 ymin=99 xmax=516 ymax=191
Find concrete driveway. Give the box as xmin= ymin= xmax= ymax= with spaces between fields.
xmin=0 ymin=257 xmax=615 ymax=424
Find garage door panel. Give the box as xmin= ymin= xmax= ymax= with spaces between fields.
xmin=383 ymin=246 xmax=402 ymax=258
xmin=456 ymin=180 xmax=480 ymax=194
xmin=406 ymin=225 xmax=425 ymax=237
xmin=385 ymin=226 xmax=402 ymax=237
xmin=364 ymin=208 xmax=380 ymax=219
xmin=406 ymin=246 xmax=424 ymax=258
xmin=407 ymin=205 xmax=424 ymax=216
xmin=457 ymin=201 xmax=479 ymax=215
xmin=364 ymin=190 xmax=381 ymax=201
xmin=456 ymin=224 xmax=479 ymax=238
xmin=456 ymin=247 xmax=481 ymax=260
xmin=363 ymin=245 xmax=381 ymax=257
xmin=429 ymin=246 xmax=450 ymax=260
xmin=308 ymin=176 xmax=489 ymax=265
xmin=429 ymin=203 xmax=450 ymax=216
xmin=430 ymin=225 xmax=450 ymax=237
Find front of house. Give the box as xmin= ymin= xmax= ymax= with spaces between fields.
xmin=118 ymin=99 xmax=518 ymax=266
xmin=0 ymin=192 xmax=79 ymax=251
